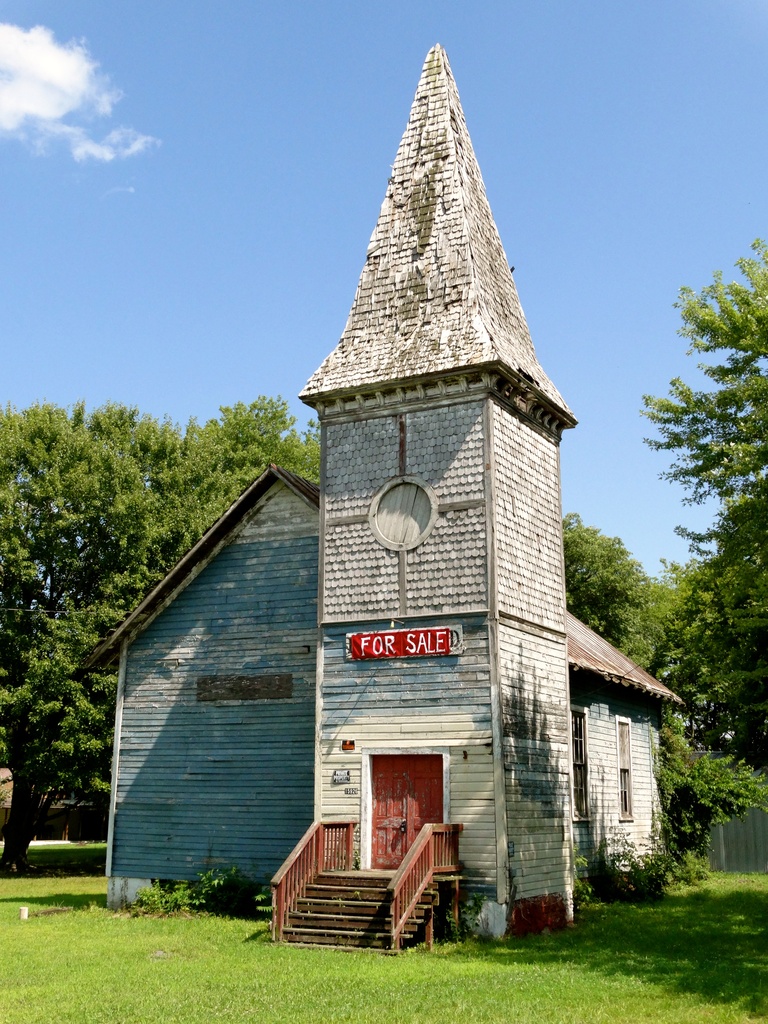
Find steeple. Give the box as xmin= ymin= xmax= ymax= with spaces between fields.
xmin=301 ymin=45 xmax=573 ymax=425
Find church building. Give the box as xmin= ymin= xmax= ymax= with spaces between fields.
xmin=87 ymin=46 xmax=679 ymax=945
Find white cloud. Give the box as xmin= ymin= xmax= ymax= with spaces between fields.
xmin=0 ymin=23 xmax=159 ymax=161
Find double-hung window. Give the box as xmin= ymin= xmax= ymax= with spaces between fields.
xmin=617 ymin=718 xmax=633 ymax=819
xmin=571 ymin=709 xmax=589 ymax=819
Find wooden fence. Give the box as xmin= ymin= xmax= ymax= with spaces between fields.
xmin=709 ymin=806 xmax=768 ymax=873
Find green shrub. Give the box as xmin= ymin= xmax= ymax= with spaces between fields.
xmin=572 ymin=851 xmax=594 ymax=912
xmin=656 ymin=716 xmax=767 ymax=861
xmin=132 ymin=880 xmax=196 ymax=915
xmin=591 ymin=829 xmax=671 ymax=903
xmin=133 ymin=867 xmax=268 ymax=918
xmin=191 ymin=867 xmax=268 ymax=918
xmin=668 ymin=851 xmax=711 ymax=885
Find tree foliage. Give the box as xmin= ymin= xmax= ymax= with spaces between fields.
xmin=0 ymin=397 xmax=318 ymax=869
xmin=562 ymin=513 xmax=667 ymax=669
xmin=644 ymin=240 xmax=768 ymax=506
xmin=655 ymin=714 xmax=767 ymax=861
xmin=644 ymin=241 xmax=768 ymax=766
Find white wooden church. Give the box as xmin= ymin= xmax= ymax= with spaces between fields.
xmin=88 ymin=46 xmax=679 ymax=947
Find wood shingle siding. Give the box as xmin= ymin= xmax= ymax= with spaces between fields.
xmin=491 ymin=402 xmax=566 ymax=633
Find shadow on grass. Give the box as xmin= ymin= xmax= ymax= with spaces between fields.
xmin=0 ymin=892 xmax=107 ymax=910
xmin=20 ymin=844 xmax=107 ymax=876
xmin=451 ymin=879 xmax=768 ymax=1018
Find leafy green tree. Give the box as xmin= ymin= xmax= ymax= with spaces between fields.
xmin=643 ymin=240 xmax=768 ymax=507
xmin=562 ymin=513 xmax=666 ymax=668
xmin=656 ymin=714 xmax=767 ymax=861
xmin=0 ymin=402 xmax=186 ymax=869
xmin=655 ymin=546 xmax=767 ymax=762
xmin=0 ymin=398 xmax=318 ymax=870
xmin=187 ymin=398 xmax=319 ymax=522
xmin=644 ymin=241 xmax=768 ymax=765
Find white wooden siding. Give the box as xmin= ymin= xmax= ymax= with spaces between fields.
xmin=498 ymin=620 xmax=572 ymax=901
xmin=318 ymin=615 xmax=498 ymax=890
xmin=569 ymin=674 xmax=661 ymax=862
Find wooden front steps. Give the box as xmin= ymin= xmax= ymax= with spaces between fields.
xmin=281 ymin=870 xmax=437 ymax=949
xmin=272 ymin=821 xmax=463 ymax=951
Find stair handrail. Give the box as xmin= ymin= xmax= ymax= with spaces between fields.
xmin=271 ymin=820 xmax=356 ymax=940
xmin=387 ymin=822 xmax=463 ymax=950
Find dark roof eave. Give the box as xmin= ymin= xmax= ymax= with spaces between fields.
xmin=569 ymin=660 xmax=684 ymax=704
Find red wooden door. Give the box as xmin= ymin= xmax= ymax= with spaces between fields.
xmin=371 ymin=754 xmax=444 ymax=869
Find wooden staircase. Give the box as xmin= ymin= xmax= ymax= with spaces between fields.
xmin=280 ymin=869 xmax=437 ymax=949
xmin=271 ymin=821 xmax=462 ymax=951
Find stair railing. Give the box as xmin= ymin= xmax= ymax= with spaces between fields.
xmin=387 ymin=822 xmax=463 ymax=950
xmin=271 ymin=820 xmax=356 ymax=940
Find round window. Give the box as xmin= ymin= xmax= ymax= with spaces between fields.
xmin=368 ymin=477 xmax=438 ymax=551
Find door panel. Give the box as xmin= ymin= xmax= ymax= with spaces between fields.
xmin=371 ymin=754 xmax=443 ymax=869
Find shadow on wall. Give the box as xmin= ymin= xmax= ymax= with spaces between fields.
xmin=501 ymin=637 xmax=571 ymax=935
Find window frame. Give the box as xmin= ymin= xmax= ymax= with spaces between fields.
xmin=570 ymin=707 xmax=589 ymax=820
xmin=616 ymin=716 xmax=634 ymax=820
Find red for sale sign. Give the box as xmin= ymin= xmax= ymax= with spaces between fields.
xmin=346 ymin=626 xmax=463 ymax=660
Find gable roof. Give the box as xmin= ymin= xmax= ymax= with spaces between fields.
xmin=85 ymin=466 xmax=679 ymax=706
xmin=566 ymin=610 xmax=682 ymax=704
xmin=83 ymin=465 xmax=319 ymax=669
xmin=300 ymin=45 xmax=573 ymax=424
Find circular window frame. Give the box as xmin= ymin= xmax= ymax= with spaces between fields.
xmin=368 ymin=476 xmax=439 ymax=552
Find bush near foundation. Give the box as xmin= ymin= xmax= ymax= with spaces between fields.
xmin=132 ymin=867 xmax=268 ymax=919
xmin=590 ymin=830 xmax=671 ymax=903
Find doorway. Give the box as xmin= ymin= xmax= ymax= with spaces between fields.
xmin=369 ymin=754 xmax=444 ymax=869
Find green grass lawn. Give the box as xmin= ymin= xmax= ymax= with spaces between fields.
xmin=1 ymin=850 xmax=766 ymax=1024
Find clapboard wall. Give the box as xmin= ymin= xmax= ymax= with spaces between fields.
xmin=569 ymin=673 xmax=661 ymax=863
xmin=111 ymin=484 xmax=318 ymax=883
xmin=318 ymin=614 xmax=497 ymax=891
xmin=498 ymin=619 xmax=572 ymax=902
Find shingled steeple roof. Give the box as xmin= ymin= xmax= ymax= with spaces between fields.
xmin=301 ymin=45 xmax=573 ymax=422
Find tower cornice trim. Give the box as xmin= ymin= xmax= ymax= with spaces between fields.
xmin=305 ymin=364 xmax=576 ymax=439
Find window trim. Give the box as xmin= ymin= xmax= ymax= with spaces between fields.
xmin=570 ymin=707 xmax=589 ymax=820
xmin=616 ymin=716 xmax=634 ymax=820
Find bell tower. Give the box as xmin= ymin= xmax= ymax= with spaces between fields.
xmin=301 ymin=46 xmax=577 ymax=933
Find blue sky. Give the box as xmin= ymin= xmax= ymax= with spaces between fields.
xmin=1 ymin=0 xmax=766 ymax=574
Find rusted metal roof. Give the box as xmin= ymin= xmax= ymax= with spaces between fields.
xmin=83 ymin=465 xmax=319 ymax=669
xmin=566 ymin=610 xmax=682 ymax=703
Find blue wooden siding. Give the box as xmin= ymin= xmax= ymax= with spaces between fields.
xmin=111 ymin=490 xmax=318 ymax=883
